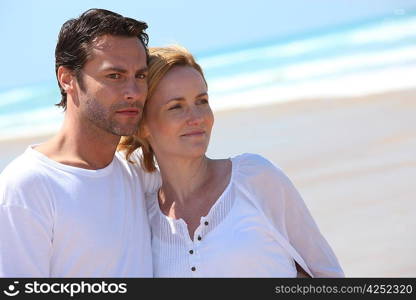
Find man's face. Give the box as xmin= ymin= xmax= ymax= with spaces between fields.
xmin=75 ymin=34 xmax=148 ymax=136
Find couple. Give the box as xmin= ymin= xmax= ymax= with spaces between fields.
xmin=0 ymin=9 xmax=343 ymax=277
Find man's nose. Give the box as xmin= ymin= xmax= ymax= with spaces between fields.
xmin=124 ymin=78 xmax=147 ymax=102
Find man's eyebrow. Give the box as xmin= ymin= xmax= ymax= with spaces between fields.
xmin=135 ymin=67 xmax=148 ymax=76
xmin=102 ymin=67 xmax=128 ymax=73
xmin=136 ymin=67 xmax=148 ymax=73
xmin=101 ymin=67 xmax=148 ymax=73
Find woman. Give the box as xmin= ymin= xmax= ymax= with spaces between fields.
xmin=119 ymin=46 xmax=344 ymax=277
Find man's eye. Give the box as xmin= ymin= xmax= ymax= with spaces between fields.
xmin=137 ymin=73 xmax=147 ymax=79
xmin=168 ymin=105 xmax=181 ymax=110
xmin=107 ymin=74 xmax=121 ymax=79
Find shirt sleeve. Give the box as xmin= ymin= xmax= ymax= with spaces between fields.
xmin=278 ymin=169 xmax=345 ymax=277
xmin=141 ymin=169 xmax=162 ymax=195
xmin=0 ymin=179 xmax=53 ymax=277
xmin=237 ymin=153 xmax=344 ymax=277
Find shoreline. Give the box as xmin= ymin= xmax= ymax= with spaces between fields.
xmin=1 ymin=87 xmax=415 ymax=146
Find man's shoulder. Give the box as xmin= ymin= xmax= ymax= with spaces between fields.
xmin=115 ymin=150 xmax=140 ymax=173
xmin=115 ymin=149 xmax=147 ymax=175
xmin=0 ymin=149 xmax=49 ymax=189
xmin=0 ymin=149 xmax=54 ymax=207
xmin=115 ymin=150 xmax=161 ymax=193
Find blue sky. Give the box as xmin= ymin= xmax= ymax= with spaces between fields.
xmin=1 ymin=0 xmax=415 ymax=90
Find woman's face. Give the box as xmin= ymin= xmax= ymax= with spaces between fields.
xmin=142 ymin=65 xmax=214 ymax=159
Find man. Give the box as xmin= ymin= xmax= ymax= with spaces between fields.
xmin=0 ymin=9 xmax=159 ymax=277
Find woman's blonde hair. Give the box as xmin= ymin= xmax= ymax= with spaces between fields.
xmin=118 ymin=45 xmax=207 ymax=172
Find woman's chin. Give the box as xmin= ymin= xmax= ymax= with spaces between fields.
xmin=177 ymin=145 xmax=209 ymax=159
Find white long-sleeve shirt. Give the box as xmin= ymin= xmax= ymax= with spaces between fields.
xmin=147 ymin=153 xmax=344 ymax=277
xmin=0 ymin=146 xmax=160 ymax=277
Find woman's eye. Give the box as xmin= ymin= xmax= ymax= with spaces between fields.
xmin=168 ymin=105 xmax=181 ymax=110
xmin=199 ymin=98 xmax=209 ymax=104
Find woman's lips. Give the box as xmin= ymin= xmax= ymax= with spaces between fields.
xmin=181 ymin=131 xmax=205 ymax=137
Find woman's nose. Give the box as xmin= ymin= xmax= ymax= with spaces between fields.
xmin=186 ymin=107 xmax=204 ymax=126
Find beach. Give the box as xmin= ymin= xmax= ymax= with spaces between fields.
xmin=1 ymin=88 xmax=415 ymax=277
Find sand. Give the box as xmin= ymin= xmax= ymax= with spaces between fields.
xmin=1 ymin=88 xmax=415 ymax=277
xmin=0 ymin=134 xmax=52 ymax=171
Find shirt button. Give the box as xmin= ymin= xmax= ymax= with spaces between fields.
xmin=197 ymin=236 xmax=202 ymax=241
xmin=204 ymin=221 xmax=209 ymax=226
xmin=191 ymin=267 xmax=196 ymax=271
xmin=189 ymin=250 xmax=194 ymax=254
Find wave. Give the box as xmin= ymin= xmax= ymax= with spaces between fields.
xmin=198 ymin=12 xmax=416 ymax=72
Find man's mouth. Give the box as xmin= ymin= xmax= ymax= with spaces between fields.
xmin=115 ymin=108 xmax=140 ymax=116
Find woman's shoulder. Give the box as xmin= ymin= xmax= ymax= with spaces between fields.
xmin=231 ymin=153 xmax=288 ymax=182
xmin=229 ymin=153 xmax=295 ymax=197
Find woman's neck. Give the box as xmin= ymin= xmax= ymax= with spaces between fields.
xmin=156 ymin=154 xmax=213 ymax=206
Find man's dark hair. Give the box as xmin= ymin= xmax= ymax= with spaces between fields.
xmin=55 ymin=8 xmax=149 ymax=110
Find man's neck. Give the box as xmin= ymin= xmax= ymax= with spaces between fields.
xmin=35 ymin=114 xmax=120 ymax=170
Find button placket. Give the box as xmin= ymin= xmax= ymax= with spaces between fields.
xmin=189 ymin=249 xmax=202 ymax=276
xmin=187 ymin=235 xmax=197 ymax=276
xmin=194 ymin=223 xmax=204 ymax=243
xmin=191 ymin=242 xmax=203 ymax=277
xmin=195 ymin=217 xmax=210 ymax=243
xmin=189 ymin=226 xmax=204 ymax=276
xmin=189 ymin=252 xmax=199 ymax=276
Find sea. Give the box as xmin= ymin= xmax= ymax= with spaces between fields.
xmin=1 ymin=10 xmax=416 ymax=141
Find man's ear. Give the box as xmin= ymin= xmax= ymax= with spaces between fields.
xmin=57 ymin=66 xmax=76 ymax=94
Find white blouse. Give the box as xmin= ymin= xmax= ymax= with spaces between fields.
xmin=146 ymin=153 xmax=344 ymax=277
